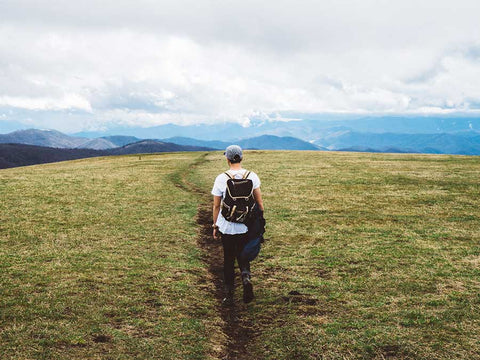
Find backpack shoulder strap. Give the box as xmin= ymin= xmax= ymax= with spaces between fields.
xmin=242 ymin=170 xmax=251 ymax=179
xmin=224 ymin=171 xmax=234 ymax=179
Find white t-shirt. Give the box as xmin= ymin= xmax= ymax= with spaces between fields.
xmin=211 ymin=168 xmax=261 ymax=235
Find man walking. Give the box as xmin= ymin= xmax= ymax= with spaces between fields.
xmin=212 ymin=145 xmax=264 ymax=305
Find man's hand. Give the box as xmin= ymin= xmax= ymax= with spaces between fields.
xmin=213 ymin=196 xmax=221 ymax=240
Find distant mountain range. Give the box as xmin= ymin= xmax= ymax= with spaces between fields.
xmin=160 ymin=135 xmax=320 ymax=150
xmin=0 ymin=129 xmax=88 ymax=148
xmin=1 ymin=124 xmax=480 ymax=169
xmin=0 ymin=130 xmax=322 ymax=169
xmin=314 ymin=131 xmax=480 ymax=155
xmin=70 ymin=116 xmax=480 ymax=140
xmin=102 ymin=136 xmax=142 ymax=147
xmin=0 ymin=129 xmax=320 ymax=151
xmin=3 ymin=116 xmax=480 ymax=139
xmin=108 ymin=140 xmax=212 ymax=155
xmin=0 ymin=129 xmax=142 ymax=150
xmin=3 ymin=127 xmax=480 ymax=154
xmin=0 ymin=140 xmax=212 ymax=169
xmin=161 ymin=128 xmax=480 ymax=155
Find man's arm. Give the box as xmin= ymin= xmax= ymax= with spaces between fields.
xmin=212 ymin=195 xmax=222 ymax=239
xmin=253 ymin=188 xmax=264 ymax=211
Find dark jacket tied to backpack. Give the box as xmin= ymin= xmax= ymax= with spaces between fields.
xmin=240 ymin=205 xmax=266 ymax=262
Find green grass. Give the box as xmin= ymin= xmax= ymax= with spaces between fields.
xmin=0 ymin=154 xmax=221 ymax=359
xmin=2 ymin=150 xmax=480 ymax=359
xmin=194 ymin=151 xmax=480 ymax=359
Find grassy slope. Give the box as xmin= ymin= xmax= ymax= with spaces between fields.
xmin=194 ymin=151 xmax=480 ymax=359
xmin=0 ymin=154 xmax=221 ymax=359
xmin=1 ymin=151 xmax=479 ymax=359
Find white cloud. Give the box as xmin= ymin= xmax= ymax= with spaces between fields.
xmin=0 ymin=94 xmax=92 ymax=111
xmin=0 ymin=0 xmax=480 ymax=132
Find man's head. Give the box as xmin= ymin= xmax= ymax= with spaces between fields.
xmin=224 ymin=145 xmax=243 ymax=164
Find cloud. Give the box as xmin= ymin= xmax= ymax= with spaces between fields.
xmin=0 ymin=0 xmax=480 ymax=132
xmin=0 ymin=94 xmax=91 ymax=111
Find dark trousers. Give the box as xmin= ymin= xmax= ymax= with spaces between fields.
xmin=221 ymin=232 xmax=251 ymax=290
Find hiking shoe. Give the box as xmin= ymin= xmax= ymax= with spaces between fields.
xmin=222 ymin=290 xmax=234 ymax=307
xmin=242 ymin=275 xmax=254 ymax=303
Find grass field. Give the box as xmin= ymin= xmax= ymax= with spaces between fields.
xmin=1 ymin=151 xmax=480 ymax=359
xmin=0 ymin=154 xmax=221 ymax=359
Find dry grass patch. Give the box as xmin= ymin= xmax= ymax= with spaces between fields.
xmin=2 ymin=150 xmax=479 ymax=359
xmin=1 ymin=153 xmax=221 ymax=360
xmin=194 ymin=150 xmax=480 ymax=360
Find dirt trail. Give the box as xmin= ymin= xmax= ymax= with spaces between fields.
xmin=175 ymin=153 xmax=255 ymax=360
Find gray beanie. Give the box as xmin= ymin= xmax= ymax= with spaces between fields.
xmin=224 ymin=145 xmax=243 ymax=162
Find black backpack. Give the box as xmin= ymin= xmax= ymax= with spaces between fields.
xmin=221 ymin=170 xmax=256 ymax=223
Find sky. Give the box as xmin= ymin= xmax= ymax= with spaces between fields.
xmin=1 ymin=0 xmax=480 ymax=133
